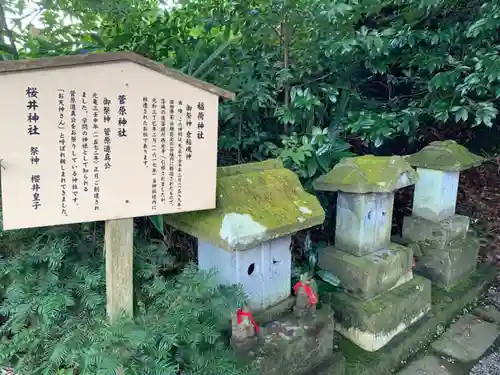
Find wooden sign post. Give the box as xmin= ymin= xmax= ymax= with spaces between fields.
xmin=0 ymin=52 xmax=234 ymax=334
xmin=105 ymin=218 xmax=134 ymax=323
xmin=106 ymin=218 xmax=133 ymax=375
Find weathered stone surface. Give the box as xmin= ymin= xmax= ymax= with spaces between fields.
xmin=231 ymin=335 xmax=259 ymax=352
xmin=199 ymin=236 xmax=292 ymax=311
xmin=318 ymin=243 xmax=413 ymax=300
xmin=412 ymin=169 xmax=460 ymax=222
xmin=313 ymin=155 xmax=419 ymax=194
xmin=417 ymin=235 xmax=479 ymax=290
xmin=254 ymin=296 xmax=295 ymax=323
xmin=334 ymin=265 xmax=496 ymax=375
xmin=334 ymin=192 xmax=394 ymax=255
xmin=397 ymin=356 xmax=451 ymax=375
xmin=402 ymin=214 xmax=470 ymax=250
xmin=431 ymin=313 xmax=500 ymax=362
xmin=255 ymin=306 xmax=335 ymax=375
xmin=303 ymin=352 xmax=346 ymax=375
xmin=473 ymin=305 xmax=500 ymax=325
xmin=165 ymin=160 xmax=325 ymax=251
xmin=217 ymin=159 xmax=284 ymax=178
xmin=405 ymin=140 xmax=484 ymax=172
xmin=326 ymin=276 xmax=431 ymax=352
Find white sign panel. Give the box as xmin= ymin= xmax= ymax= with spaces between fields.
xmin=0 ymin=53 xmax=232 ymax=230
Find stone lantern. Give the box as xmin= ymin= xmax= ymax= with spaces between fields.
xmin=402 ymin=140 xmax=484 ymax=289
xmin=313 ymin=155 xmax=432 ymax=352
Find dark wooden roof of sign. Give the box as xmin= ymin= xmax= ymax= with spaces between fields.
xmin=0 ymin=51 xmax=235 ymax=101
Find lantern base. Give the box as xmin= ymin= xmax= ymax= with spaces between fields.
xmin=232 ymin=298 xmax=343 ymax=375
xmin=254 ymin=305 xmax=339 ymax=375
xmin=325 ymin=275 xmax=431 ymax=352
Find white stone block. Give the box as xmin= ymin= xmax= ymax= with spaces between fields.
xmin=198 ymin=236 xmax=292 ymax=311
xmin=412 ymin=168 xmax=459 ymax=222
xmin=335 ymin=192 xmax=394 ymax=256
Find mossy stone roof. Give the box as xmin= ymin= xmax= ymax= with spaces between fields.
xmin=217 ymin=159 xmax=283 ymax=178
xmin=405 ymin=140 xmax=484 ymax=171
xmin=313 ymin=155 xmax=418 ymax=193
xmin=164 ymin=159 xmax=325 ymax=251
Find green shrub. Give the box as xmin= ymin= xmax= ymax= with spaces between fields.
xmin=0 ymin=220 xmax=256 ymax=375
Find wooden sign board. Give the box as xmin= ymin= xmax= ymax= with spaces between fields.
xmin=0 ymin=52 xmax=234 ymax=230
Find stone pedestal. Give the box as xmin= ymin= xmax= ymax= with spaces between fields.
xmin=403 ymin=141 xmax=484 ymax=290
xmin=254 ymin=307 xmax=338 ymax=375
xmin=313 ymin=155 xmax=431 ymax=351
xmin=334 ymin=265 xmax=496 ymax=375
xmin=319 ymin=243 xmax=413 ymax=300
xmin=402 ymin=214 xmax=470 ymax=248
xmin=402 ymin=215 xmax=479 ymax=289
xmin=326 ymin=276 xmax=431 ymax=352
xmin=231 ymin=298 xmax=346 ymax=375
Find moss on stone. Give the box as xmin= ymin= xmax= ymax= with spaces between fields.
xmin=319 ymin=243 xmax=413 ymax=300
xmin=332 ymin=264 xmax=496 ymax=375
xmin=165 ymin=161 xmax=325 ymax=251
xmin=327 ymin=276 xmax=431 ymax=334
xmin=406 ymin=140 xmax=484 ymax=171
xmin=313 ymin=155 xmax=418 ymax=193
xmin=217 ymin=159 xmax=284 ymax=178
xmin=314 ymin=352 xmax=346 ymax=375
xmin=254 ymin=307 xmax=335 ymax=375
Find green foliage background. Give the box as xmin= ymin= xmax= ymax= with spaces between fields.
xmin=3 ymin=0 xmax=500 ymax=180
xmin=2 ymin=0 xmax=500 ymax=372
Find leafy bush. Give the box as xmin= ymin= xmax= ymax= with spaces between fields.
xmin=253 ymin=127 xmax=354 ymax=189
xmin=4 ymin=0 xmax=500 ymax=161
xmin=0 ymin=220 xmax=255 ymax=375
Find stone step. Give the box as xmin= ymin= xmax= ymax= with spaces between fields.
xmin=431 ymin=313 xmax=500 ymax=362
xmin=398 ymin=308 xmax=500 ymax=375
xmin=397 ymin=355 xmax=451 ymax=375
xmin=331 ymin=264 xmax=496 ymax=375
xmin=473 ymin=304 xmax=500 ymax=325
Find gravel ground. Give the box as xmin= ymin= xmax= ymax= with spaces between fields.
xmin=470 ymin=351 xmax=500 ymax=375
xmin=484 ymin=281 xmax=500 ymax=310
xmin=469 ymin=276 xmax=500 ymax=375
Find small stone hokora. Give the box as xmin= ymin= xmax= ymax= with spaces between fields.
xmin=293 ymin=272 xmax=318 ymax=319
xmin=231 ymin=304 xmax=259 ymax=341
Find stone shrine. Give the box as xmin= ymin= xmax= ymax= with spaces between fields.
xmin=402 ymin=140 xmax=484 ymax=290
xmin=165 ymin=159 xmax=345 ymax=375
xmin=313 ymin=155 xmax=432 ymax=352
xmin=164 ymin=159 xmax=324 ymax=311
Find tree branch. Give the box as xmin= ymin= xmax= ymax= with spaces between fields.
xmin=281 ymin=0 xmax=290 ymax=135
xmin=0 ymin=1 xmax=19 ymax=59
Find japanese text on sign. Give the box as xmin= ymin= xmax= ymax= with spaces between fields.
xmin=0 ymin=59 xmax=219 ymax=230
xmin=27 ymin=87 xmax=41 ymax=209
